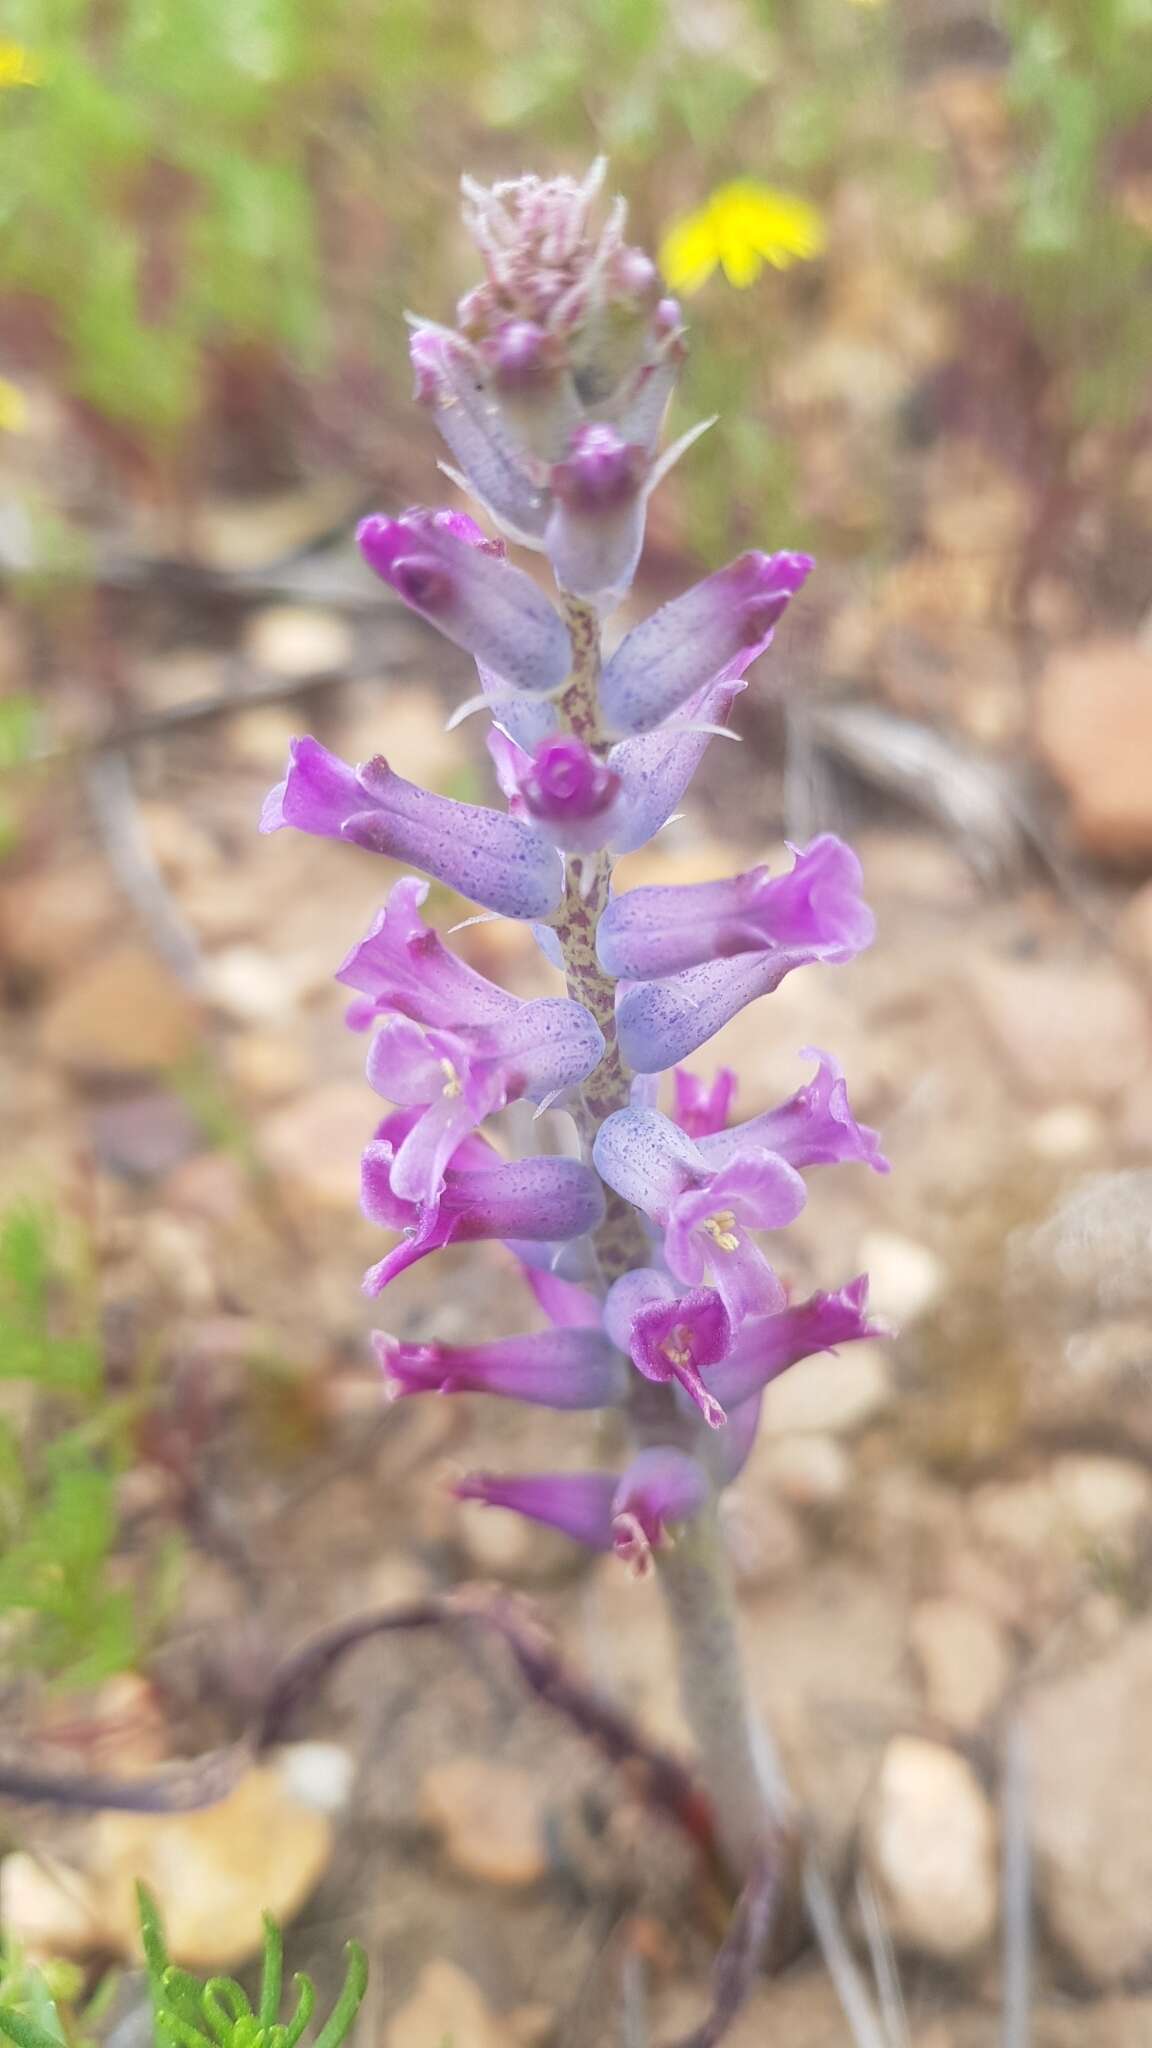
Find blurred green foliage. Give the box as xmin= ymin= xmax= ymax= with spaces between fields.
xmin=991 ymin=0 xmax=1152 ymax=427
xmin=0 ymin=1891 xmax=367 ymax=2048
xmin=0 ymin=0 xmax=1149 ymax=564
xmin=0 ymin=1203 xmax=175 ymax=1688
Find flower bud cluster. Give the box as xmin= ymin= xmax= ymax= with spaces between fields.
xmin=262 ymin=167 xmax=887 ymax=1577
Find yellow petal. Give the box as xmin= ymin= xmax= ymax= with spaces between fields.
xmin=659 ymin=210 xmax=721 ymax=295
xmin=0 ymin=42 xmax=42 ymax=87
xmin=0 ymin=378 xmax=28 ymax=433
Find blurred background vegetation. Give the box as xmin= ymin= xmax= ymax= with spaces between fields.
xmin=2 ymin=0 xmax=1150 ymax=581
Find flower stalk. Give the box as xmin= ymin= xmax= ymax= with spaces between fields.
xmin=260 ymin=159 xmax=886 ymax=1888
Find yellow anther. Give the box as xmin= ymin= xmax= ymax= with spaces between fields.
xmin=702 ymin=1210 xmax=740 ymax=1254
xmin=440 ymin=1058 xmax=462 ymax=1098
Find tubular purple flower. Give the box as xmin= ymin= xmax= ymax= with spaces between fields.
xmin=673 ymin=1067 xmax=738 ymax=1139
xmin=617 ymin=930 xmax=871 ymax=1073
xmin=479 ymin=319 xmax=582 ymax=463
xmin=454 ymin=1445 xmax=709 ymax=1573
xmin=360 ymin=1115 xmax=604 ymax=1296
xmin=336 ymin=876 xmax=518 ymax=1028
xmin=593 ymin=1109 xmax=805 ymax=1324
xmin=605 ymin=1269 xmax=731 ymax=1427
xmin=545 ymin=423 xmax=649 ymax=599
xmin=696 ymin=1049 xmax=888 ymax=1177
xmin=357 ymin=509 xmax=571 ymax=695
xmin=600 ymin=549 xmax=814 ymax=736
xmin=522 ymin=1263 xmax=603 ymax=1328
xmin=598 ymin=835 xmax=875 ymax=980
xmin=372 ymin=1325 xmax=627 ymax=1409
xmin=261 ymin=736 xmax=564 ymax=921
xmin=706 ymin=1276 xmax=882 ymax=1410
xmin=364 ymin=990 xmax=605 ymax=1204
xmin=409 ymin=326 xmax=550 ymax=543
xmin=604 ymin=676 xmax=747 ymax=856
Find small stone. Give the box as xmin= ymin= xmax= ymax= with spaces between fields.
xmin=967 ymin=956 xmax=1150 ymax=1105
xmin=455 ymin=1495 xmax=581 ymax=1583
xmin=386 ymin=1960 xmax=500 ymax=2048
xmin=1027 ymin=1104 xmax=1105 ymax=1161
xmin=758 ymin=1341 xmax=892 ymax=1437
xmin=95 ymin=1760 xmax=333 ymax=1968
xmin=421 ymin=1758 xmax=547 ymax=1887
xmin=970 ymin=1457 xmax=1152 ymax=1566
xmin=1024 ymin=1617 xmax=1152 ymax=1984
xmin=861 ymin=1737 xmax=998 ymax=1959
xmin=753 ymin=1433 xmax=851 ymax=1507
xmin=909 ymin=1598 xmax=1013 ymax=1732
xmin=204 ymin=946 xmax=302 ymax=1025
xmin=1015 ymin=1171 xmax=1152 ymax=1318
xmin=90 ymin=1090 xmax=203 ymax=1179
xmin=261 ymin=1084 xmax=373 ymax=1213
xmin=226 ymin=705 xmax=302 ymax=771
xmin=1036 ymin=639 xmax=1152 ymax=861
xmin=228 ymin=1030 xmax=309 ymax=1103
xmin=42 ymin=945 xmax=202 ymax=1075
xmin=273 ymin=1741 xmax=355 ymax=1813
xmin=1050 ymin=1454 xmax=1152 ymax=1544
xmin=243 ymin=606 xmax=354 ymax=679
xmin=858 ymin=1232 xmax=945 ymax=1323
xmin=0 ymin=1852 xmax=104 ymax=1958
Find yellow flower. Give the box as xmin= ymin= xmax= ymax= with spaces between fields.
xmin=659 ymin=181 xmax=827 ymax=294
xmin=0 ymin=378 xmax=28 ymax=433
xmin=0 ymin=42 xmax=42 ymax=88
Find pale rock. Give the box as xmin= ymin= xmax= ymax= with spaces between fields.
xmin=226 ymin=705 xmax=303 ymax=772
xmin=42 ymin=944 xmax=202 ymax=1075
xmin=752 ymin=1432 xmax=851 ymax=1506
xmin=273 ymin=1741 xmax=355 ymax=1813
xmin=137 ymin=803 xmax=221 ymax=881
xmin=970 ymin=1457 xmax=1152 ymax=1567
xmin=205 ymin=946 xmax=305 ymax=1025
xmin=242 ymin=605 xmax=354 ymax=679
xmin=134 ymin=648 xmax=223 ymax=713
xmin=339 ymin=682 xmax=468 ymax=797
xmin=861 ymin=1737 xmax=998 ymax=1959
xmin=968 ymin=956 xmax=1150 ymax=1104
xmin=758 ymin=1341 xmax=893 ymax=1436
xmin=858 ymin=1231 xmax=944 ymax=1322
xmin=1049 ymin=1453 xmax=1152 ymax=1544
xmin=228 ymin=1030 xmax=309 ymax=1103
xmin=195 ymin=484 xmax=363 ymax=573
xmin=909 ymin=1597 xmax=1013 ymax=1732
xmin=261 ymin=1083 xmax=373 ymax=1212
xmin=1027 ymin=1104 xmax=1105 ymax=1161
xmin=1023 ymin=1618 xmax=1152 ymax=1983
xmin=0 ymin=1852 xmax=104 ymax=1958
xmin=387 ymin=1960 xmax=500 ymax=2048
xmin=420 ymin=1758 xmax=547 ymax=1887
xmin=95 ymin=1761 xmax=333 ymax=1966
xmin=1036 ymin=639 xmax=1152 ymax=861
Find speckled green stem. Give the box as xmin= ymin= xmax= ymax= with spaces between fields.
xmin=548 ymin=593 xmax=786 ymax=1881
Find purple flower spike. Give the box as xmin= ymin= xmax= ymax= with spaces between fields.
xmin=361 ymin=1117 xmax=604 ymax=1296
xmin=372 ymin=1325 xmax=626 ymax=1410
xmin=546 ymin=424 xmax=649 ymax=599
xmin=357 ymin=509 xmax=571 ymax=695
xmin=707 ymin=1275 xmax=882 ymax=1409
xmin=409 ymin=328 xmax=551 ymax=544
xmin=673 ymin=1067 xmax=738 ymax=1139
xmin=598 ymin=835 xmax=873 ymax=981
xmin=697 ymin=1049 xmax=888 ymax=1177
xmin=600 ymin=549 xmax=814 ymax=736
xmin=455 ymin=1446 xmax=709 ymax=1573
xmin=617 ymin=929 xmax=869 ymax=1074
xmin=593 ymin=1109 xmax=805 ymax=1324
xmin=261 ymin=737 xmax=564 ymax=921
xmin=605 ymin=1269 xmax=731 ymax=1427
